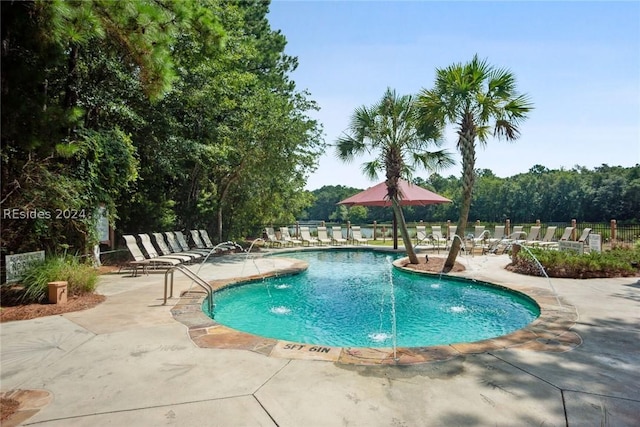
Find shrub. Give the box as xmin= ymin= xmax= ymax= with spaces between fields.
xmin=511 ymin=245 xmax=640 ymax=279
xmin=19 ymin=256 xmax=99 ymax=303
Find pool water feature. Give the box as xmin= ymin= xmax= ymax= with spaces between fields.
xmin=205 ymin=250 xmax=540 ymax=348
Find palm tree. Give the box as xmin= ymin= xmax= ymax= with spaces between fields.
xmin=417 ymin=55 xmax=533 ymax=272
xmin=336 ymin=88 xmax=453 ymax=264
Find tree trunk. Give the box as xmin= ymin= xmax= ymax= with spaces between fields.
xmin=443 ymin=113 xmax=476 ymax=272
xmin=392 ymin=198 xmax=419 ymax=264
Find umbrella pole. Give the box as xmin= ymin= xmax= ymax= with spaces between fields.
xmin=393 ymin=212 xmax=398 ymax=250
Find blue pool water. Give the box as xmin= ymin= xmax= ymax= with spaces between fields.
xmin=206 ymin=250 xmax=539 ymax=348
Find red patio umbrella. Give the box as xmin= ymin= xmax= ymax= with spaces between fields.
xmin=338 ymin=179 xmax=451 ymax=248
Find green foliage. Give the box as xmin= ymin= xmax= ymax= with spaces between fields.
xmin=513 ymin=247 xmax=640 ymax=279
xmin=2 ymin=0 xmax=324 ymax=254
xmin=19 ymin=256 xmax=99 ymax=303
xmin=307 ymin=164 xmax=640 ymax=224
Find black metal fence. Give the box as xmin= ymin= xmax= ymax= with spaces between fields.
xmin=280 ymin=220 xmax=640 ymax=245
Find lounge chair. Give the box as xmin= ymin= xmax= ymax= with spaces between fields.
xmin=492 ymin=226 xmax=526 ymax=254
xmin=446 ymin=225 xmax=458 ymax=249
xmin=331 ymin=226 xmax=348 ymax=245
xmin=350 ymin=226 xmax=368 ymax=245
xmin=199 ymin=230 xmax=215 ymax=248
xmin=415 ymin=225 xmax=428 ymax=246
xmin=471 ymin=225 xmax=489 ymax=242
xmin=532 ymin=226 xmax=557 ymax=247
xmin=485 ymin=226 xmax=506 ymax=253
xmin=488 ymin=226 xmax=505 ymax=244
xmin=122 ymin=234 xmax=181 ymax=275
xmin=510 ymin=225 xmax=525 ymax=241
xmin=151 ymin=232 xmax=198 ymax=263
xmin=139 ymin=233 xmax=195 ymax=263
xmin=539 ymin=226 xmax=575 ymax=249
xmin=316 ymin=226 xmax=332 ymax=245
xmin=468 ymin=225 xmax=490 ymax=253
xmin=174 ymin=230 xmax=214 ymax=255
xmin=191 ymin=230 xmax=213 ymax=249
xmin=429 ymin=225 xmax=447 ymax=252
xmin=523 ymin=226 xmax=541 ymax=245
xmin=299 ymin=226 xmax=319 ymax=246
xmin=578 ymin=227 xmax=592 ymax=244
xmin=165 ymin=231 xmax=207 ymax=258
xmin=264 ymin=227 xmax=282 ymax=248
xmin=280 ymin=227 xmax=302 ymax=246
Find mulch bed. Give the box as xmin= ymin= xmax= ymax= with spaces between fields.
xmin=401 ymin=256 xmax=465 ymax=273
xmin=0 ymin=293 xmax=106 ymax=323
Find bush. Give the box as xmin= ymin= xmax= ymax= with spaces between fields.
xmin=510 ymin=245 xmax=640 ymax=279
xmin=19 ymin=256 xmax=99 ymax=303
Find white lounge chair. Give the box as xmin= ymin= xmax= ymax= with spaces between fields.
xmin=350 ymin=226 xmax=368 ymax=245
xmin=532 ymin=226 xmax=557 ymax=247
xmin=300 ymin=226 xmax=319 ymax=246
xmin=415 ymin=225 xmax=428 ymax=246
xmin=165 ymin=231 xmax=208 ymax=257
xmin=523 ymin=226 xmax=541 ymax=245
xmin=122 ymin=234 xmax=180 ymax=275
xmin=540 ymin=226 xmax=575 ymax=249
xmin=140 ymin=233 xmax=195 ymax=263
xmin=331 ymin=226 xmax=347 ymax=245
xmin=280 ymin=227 xmax=302 ymax=246
xmin=316 ymin=226 xmax=332 ymax=245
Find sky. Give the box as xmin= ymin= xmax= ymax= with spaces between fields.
xmin=266 ymin=0 xmax=640 ymax=191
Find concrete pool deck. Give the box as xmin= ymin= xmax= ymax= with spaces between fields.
xmin=1 ymin=248 xmax=639 ymax=425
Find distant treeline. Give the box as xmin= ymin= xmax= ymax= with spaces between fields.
xmin=303 ymin=164 xmax=640 ymax=224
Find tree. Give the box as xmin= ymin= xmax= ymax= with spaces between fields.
xmin=418 ymin=55 xmax=533 ymax=271
xmin=336 ymin=88 xmax=453 ymax=264
xmin=1 ymin=0 xmax=223 ymax=255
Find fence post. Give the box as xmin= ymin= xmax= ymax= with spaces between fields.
xmin=571 ymin=219 xmax=577 ymax=241
xmin=295 ymin=221 xmax=300 ymax=238
xmin=373 ymin=220 xmax=377 ymax=241
xmin=610 ymin=219 xmax=617 ymax=243
xmin=505 ymin=219 xmax=511 ymax=237
xmin=447 ymin=219 xmax=451 ymax=239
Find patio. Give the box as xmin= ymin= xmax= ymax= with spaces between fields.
xmin=1 ymin=249 xmax=638 ymax=426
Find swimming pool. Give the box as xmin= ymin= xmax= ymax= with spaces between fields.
xmin=206 ymin=250 xmax=540 ymax=348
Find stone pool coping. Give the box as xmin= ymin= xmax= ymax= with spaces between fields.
xmin=170 ymin=257 xmax=581 ymax=365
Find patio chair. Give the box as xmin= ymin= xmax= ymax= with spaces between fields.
xmin=510 ymin=225 xmax=525 ymax=241
xmin=122 ymin=234 xmax=180 ymax=275
xmin=470 ymin=225 xmax=490 ymax=243
xmin=429 ymin=225 xmax=447 ymax=252
xmin=139 ymin=233 xmax=195 ymax=264
xmin=165 ymin=231 xmax=207 ymax=258
xmin=578 ymin=227 xmax=592 ymax=244
xmin=532 ymin=226 xmax=557 ymax=247
xmin=264 ymin=227 xmax=282 ymax=248
xmin=280 ymin=226 xmax=302 ymax=246
xmin=445 ymin=225 xmax=458 ymax=249
xmin=469 ymin=225 xmax=490 ymax=253
xmin=493 ymin=226 xmax=526 ymax=254
xmin=523 ymin=226 xmax=541 ymax=245
xmin=299 ymin=226 xmax=319 ymax=246
xmin=485 ymin=226 xmax=506 ymax=253
xmin=316 ymin=226 xmax=332 ymax=245
xmin=540 ymin=226 xmax=575 ymax=249
xmin=350 ymin=226 xmax=368 ymax=245
xmin=199 ymin=230 xmax=215 ymax=247
xmin=191 ymin=230 xmax=213 ymax=249
xmin=174 ymin=230 xmax=213 ymax=255
xmin=331 ymin=226 xmax=348 ymax=245
xmin=415 ymin=225 xmax=428 ymax=246
xmin=151 ymin=232 xmax=199 ymax=263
